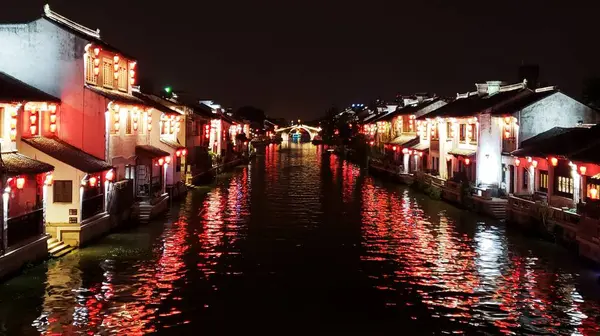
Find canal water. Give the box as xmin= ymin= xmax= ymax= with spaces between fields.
xmin=0 ymin=143 xmax=599 ymax=335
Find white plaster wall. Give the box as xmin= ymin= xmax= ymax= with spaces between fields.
xmin=518 ymin=92 xmax=599 ymax=145
xmin=476 ymin=114 xmax=502 ymax=187
xmin=19 ymin=142 xmax=83 ymax=224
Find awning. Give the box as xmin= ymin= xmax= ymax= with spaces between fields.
xmin=410 ymin=142 xmax=429 ymax=151
xmin=86 ymin=86 xmax=145 ymax=106
xmin=447 ymin=148 xmax=476 ymax=157
xmin=22 ymin=137 xmax=112 ymax=173
xmin=1 ymin=152 xmax=54 ymax=176
xmin=387 ymin=135 xmax=419 ymax=146
xmin=160 ymin=138 xmax=185 ymax=150
xmin=136 ymin=145 xmax=170 ymax=159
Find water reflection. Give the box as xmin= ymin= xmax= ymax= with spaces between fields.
xmin=0 ymin=143 xmax=598 ymax=335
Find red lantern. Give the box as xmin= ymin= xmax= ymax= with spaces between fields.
xmin=550 ymin=157 xmax=558 ymax=166
xmin=392 ymin=146 xmax=397 ymax=151
xmin=16 ymin=177 xmax=25 ymax=189
xmin=580 ymin=166 xmax=587 ymax=175
xmin=50 ymin=124 xmax=57 ymax=133
xmin=515 ymin=158 xmax=521 ymax=166
xmin=30 ymin=114 xmax=37 ymax=124
xmin=94 ymin=67 xmax=100 ymax=76
xmin=89 ymin=176 xmax=97 ymax=187
xmin=176 ymin=150 xmax=182 ymax=157
xmin=105 ymin=170 xmax=114 ymax=182
xmin=402 ymin=148 xmax=408 ymax=154
xmin=165 ymin=156 xmax=171 ymax=164
xmin=532 ymin=160 xmax=538 ymax=168
xmin=465 ymin=158 xmax=470 ymax=165
xmin=93 ymin=47 xmax=100 ymax=56
xmin=44 ymin=173 xmax=53 ymax=186
xmin=369 ymin=141 xmax=374 ymax=146
xmin=30 ymin=125 xmax=37 ymax=135
xmin=158 ymin=158 xmax=164 ymax=166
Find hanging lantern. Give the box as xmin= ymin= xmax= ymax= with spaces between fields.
xmin=16 ymin=177 xmax=25 ymax=189
xmin=50 ymin=114 xmax=57 ymax=123
xmin=10 ymin=129 xmax=17 ymax=141
xmin=550 ymin=157 xmax=558 ymax=166
xmin=130 ymin=62 xmax=136 ymax=70
xmin=147 ymin=123 xmax=152 ymax=131
xmin=94 ymin=58 xmax=100 ymax=67
xmin=532 ymin=160 xmax=538 ymax=168
xmin=182 ymin=149 xmax=187 ymax=156
xmin=130 ymin=77 xmax=135 ymax=85
xmin=105 ymin=170 xmax=114 ymax=182
xmin=527 ymin=157 xmax=532 ymax=163
xmin=113 ymin=72 xmax=119 ymax=80
xmin=94 ymin=67 xmax=100 ymax=76
xmin=590 ymin=188 xmax=598 ymax=199
xmin=504 ymin=116 xmax=511 ymax=124
xmin=130 ymin=69 xmax=135 ymax=78
xmin=114 ymin=113 xmax=120 ymax=122
xmin=176 ymin=150 xmax=182 ymax=157
xmin=165 ymin=156 xmax=171 ymax=164
xmin=419 ymin=152 xmax=423 ymax=157
xmin=114 ymin=55 xmax=120 ymax=64
xmin=392 ymin=146 xmax=397 ymax=151
xmin=49 ymin=124 xmax=57 ymax=133
xmin=158 ymin=158 xmax=164 ymax=166
xmin=30 ymin=125 xmax=37 ymax=135
xmin=465 ymin=158 xmax=470 ymax=165
xmin=504 ymin=131 xmax=510 ymax=139
xmin=580 ymin=166 xmax=587 ymax=175
xmin=30 ymin=114 xmax=37 ymax=124
xmin=89 ymin=176 xmax=97 ymax=187
xmin=44 ymin=173 xmax=53 ymax=186
xmin=114 ymin=122 xmax=120 ymax=131
xmin=133 ymin=122 xmax=138 ymax=131
xmin=93 ymin=47 xmax=101 ymax=56
xmin=369 ymin=141 xmax=374 ymax=146
xmin=402 ymin=148 xmax=409 ymax=154
xmin=515 ymin=158 xmax=521 ymax=166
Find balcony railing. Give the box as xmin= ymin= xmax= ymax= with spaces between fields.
xmin=6 ymin=209 xmax=44 ymax=248
xmin=502 ymin=138 xmax=517 ymax=153
xmin=82 ymin=194 xmax=104 ymax=221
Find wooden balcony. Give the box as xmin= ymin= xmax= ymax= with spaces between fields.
xmin=502 ymin=138 xmax=517 ymax=153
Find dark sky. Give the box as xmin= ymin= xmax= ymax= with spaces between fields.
xmin=3 ymin=1 xmax=599 ymax=120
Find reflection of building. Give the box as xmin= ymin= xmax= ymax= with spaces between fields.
xmin=0 ymin=73 xmax=57 ymax=277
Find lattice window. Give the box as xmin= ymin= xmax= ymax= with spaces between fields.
xmin=539 ymin=170 xmax=548 ymax=191
xmin=85 ymin=54 xmax=97 ymax=85
xmin=102 ymin=58 xmax=114 ymax=88
xmin=118 ymin=61 xmax=128 ymax=91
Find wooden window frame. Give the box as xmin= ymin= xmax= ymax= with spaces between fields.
xmin=53 ymin=180 xmax=73 ymax=203
xmin=539 ymin=170 xmax=548 ymax=192
xmin=102 ymin=58 xmax=114 ymax=89
xmin=85 ymin=54 xmax=97 ymax=85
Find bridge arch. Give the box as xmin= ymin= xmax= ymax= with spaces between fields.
xmin=275 ymin=124 xmax=321 ymax=141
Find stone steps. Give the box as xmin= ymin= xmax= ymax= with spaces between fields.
xmin=47 ymin=237 xmax=75 ymax=258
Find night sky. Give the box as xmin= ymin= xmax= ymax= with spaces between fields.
xmin=3 ymin=1 xmax=599 ymax=120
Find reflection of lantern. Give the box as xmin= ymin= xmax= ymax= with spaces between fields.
xmin=89 ymin=176 xmax=97 ymax=187
xmin=515 ymin=158 xmax=521 ymax=166
xmin=550 ymin=157 xmax=558 ymax=166
xmin=591 ymin=188 xmax=598 ymax=199
xmin=532 ymin=160 xmax=538 ymax=168
xmin=105 ymin=170 xmax=114 ymax=182
xmin=16 ymin=177 xmax=25 ymax=189
xmin=580 ymin=166 xmax=587 ymax=175
xmin=165 ymin=156 xmax=171 ymax=164
xmin=465 ymin=158 xmax=470 ymax=165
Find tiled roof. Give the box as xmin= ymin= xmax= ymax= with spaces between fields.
xmin=410 ymin=142 xmax=429 ymax=151
xmin=387 ymin=135 xmax=419 ymax=146
xmin=490 ymin=89 xmax=558 ymax=116
xmin=136 ymin=145 xmax=169 ymax=159
xmin=86 ymin=86 xmax=145 ymax=106
xmin=0 ymin=72 xmax=60 ymax=103
xmin=381 ymin=99 xmax=443 ymax=122
xmin=417 ymin=89 xmax=527 ymax=120
xmin=160 ymin=138 xmax=185 ymax=150
xmin=22 ymin=137 xmax=111 ymax=173
xmin=448 ymin=148 xmax=476 ymax=157
xmin=511 ymin=126 xmax=599 ymax=158
xmin=132 ymin=92 xmax=181 ymax=116
xmin=1 ymin=152 xmax=54 ymax=175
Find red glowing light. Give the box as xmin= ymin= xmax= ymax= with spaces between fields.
xmin=16 ymin=177 xmax=25 ymax=189
xmin=550 ymin=157 xmax=558 ymax=166
xmin=165 ymin=156 xmax=171 ymax=164
xmin=158 ymin=158 xmax=164 ymax=166
xmin=532 ymin=160 xmax=538 ymax=168
xmin=105 ymin=170 xmax=114 ymax=182
xmin=392 ymin=146 xmax=397 ymax=151
xmin=465 ymin=158 xmax=470 ymax=165
xmin=182 ymin=149 xmax=187 ymax=156
xmin=89 ymin=176 xmax=97 ymax=187
xmin=176 ymin=150 xmax=182 ymax=157
xmin=515 ymin=158 xmax=520 ymax=166
xmin=580 ymin=165 xmax=587 ymax=175
xmin=44 ymin=173 xmax=53 ymax=186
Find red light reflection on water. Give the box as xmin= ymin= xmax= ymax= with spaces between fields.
xmin=359 ymin=180 xmax=600 ymax=334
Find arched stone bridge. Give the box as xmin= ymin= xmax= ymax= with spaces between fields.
xmin=275 ymin=124 xmax=321 ymax=141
